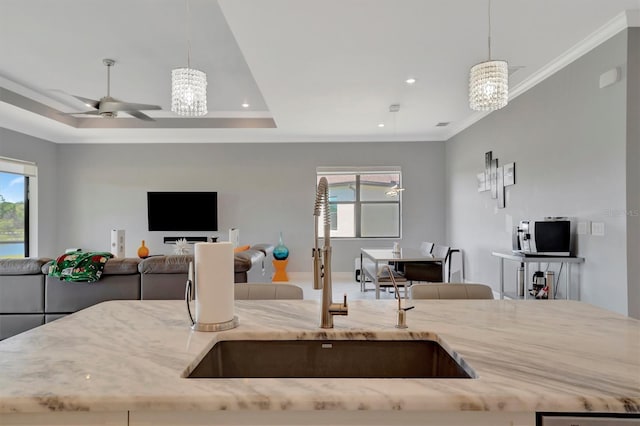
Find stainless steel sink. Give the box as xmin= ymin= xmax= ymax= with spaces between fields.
xmin=188 ymin=339 xmax=476 ymax=379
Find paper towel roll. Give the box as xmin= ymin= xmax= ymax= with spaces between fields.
xmin=194 ymin=242 xmax=234 ymax=325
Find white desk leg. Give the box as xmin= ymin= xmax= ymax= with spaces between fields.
xmin=499 ymin=257 xmax=504 ymax=299
xmin=566 ymin=263 xmax=570 ymax=300
xmin=523 ymin=263 xmax=529 ymax=300
xmin=375 ymin=260 xmax=380 ymax=300
xmin=360 ymin=252 xmax=364 ymax=292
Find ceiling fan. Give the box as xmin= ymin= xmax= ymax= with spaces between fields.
xmin=67 ymin=59 xmax=161 ymax=121
xmin=386 ymin=184 xmax=405 ymax=197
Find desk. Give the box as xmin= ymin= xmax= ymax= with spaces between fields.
xmin=361 ymin=248 xmax=445 ymax=299
xmin=492 ymin=251 xmax=585 ymax=300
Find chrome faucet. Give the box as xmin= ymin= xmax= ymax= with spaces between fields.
xmin=313 ymin=177 xmax=348 ymax=328
xmin=382 ymin=265 xmax=414 ymax=328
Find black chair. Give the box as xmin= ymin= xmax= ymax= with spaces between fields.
xmin=403 ymin=244 xmax=450 ymax=283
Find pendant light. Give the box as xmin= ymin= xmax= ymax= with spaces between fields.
xmin=469 ymin=0 xmax=508 ymax=111
xmin=171 ymin=0 xmax=207 ymax=116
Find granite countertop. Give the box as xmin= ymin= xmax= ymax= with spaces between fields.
xmin=0 ymin=299 xmax=638 ymax=414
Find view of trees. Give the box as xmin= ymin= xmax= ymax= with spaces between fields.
xmin=0 ymin=195 xmax=25 ymax=242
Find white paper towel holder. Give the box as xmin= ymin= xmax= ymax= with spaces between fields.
xmin=185 ymin=273 xmax=239 ymax=332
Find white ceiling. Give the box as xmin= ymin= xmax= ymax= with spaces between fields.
xmin=0 ymin=0 xmax=639 ymax=144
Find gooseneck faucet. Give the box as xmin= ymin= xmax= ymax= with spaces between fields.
xmin=383 ymin=265 xmax=414 ymax=328
xmin=313 ymin=177 xmax=348 ymax=328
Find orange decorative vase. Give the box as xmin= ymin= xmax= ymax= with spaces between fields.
xmin=137 ymin=240 xmax=150 ymax=258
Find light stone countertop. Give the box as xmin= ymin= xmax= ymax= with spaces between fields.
xmin=0 ymin=299 xmax=638 ymax=414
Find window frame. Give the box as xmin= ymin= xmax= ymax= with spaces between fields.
xmin=317 ymin=167 xmax=402 ymax=239
xmin=0 ymin=157 xmax=37 ymax=258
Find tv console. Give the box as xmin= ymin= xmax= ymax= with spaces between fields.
xmin=163 ymin=236 xmax=217 ymax=244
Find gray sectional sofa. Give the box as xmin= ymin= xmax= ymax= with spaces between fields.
xmin=0 ymin=244 xmax=274 ymax=340
xmin=0 ymin=258 xmax=50 ymax=341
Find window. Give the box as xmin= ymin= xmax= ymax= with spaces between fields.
xmin=0 ymin=157 xmax=36 ymax=258
xmin=317 ymin=167 xmax=402 ymax=238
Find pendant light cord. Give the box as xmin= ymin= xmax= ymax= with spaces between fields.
xmin=487 ymin=0 xmax=492 ymax=60
xmin=185 ymin=0 xmax=192 ymax=68
xmin=106 ymin=63 xmax=111 ymax=96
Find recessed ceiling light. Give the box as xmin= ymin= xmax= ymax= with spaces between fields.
xmin=241 ymin=103 xmax=250 ymax=108
xmin=378 ymin=123 xmax=385 ymax=128
xmin=405 ymin=78 xmax=416 ymax=85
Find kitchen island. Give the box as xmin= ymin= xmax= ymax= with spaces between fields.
xmin=0 ymin=299 xmax=638 ymax=425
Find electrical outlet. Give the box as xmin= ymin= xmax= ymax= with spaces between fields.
xmin=591 ymin=222 xmax=605 ymax=236
xmin=577 ymin=221 xmax=589 ymax=235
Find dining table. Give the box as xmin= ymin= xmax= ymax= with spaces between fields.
xmin=360 ymin=248 xmax=446 ymax=299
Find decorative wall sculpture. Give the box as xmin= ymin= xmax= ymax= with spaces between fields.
xmin=477 ymin=151 xmax=515 ymax=209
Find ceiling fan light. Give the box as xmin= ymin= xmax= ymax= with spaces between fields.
xmin=469 ymin=60 xmax=508 ymax=111
xmin=171 ymin=67 xmax=208 ymax=117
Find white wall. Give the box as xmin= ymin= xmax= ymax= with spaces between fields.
xmin=0 ymin=128 xmax=58 ymax=257
xmin=626 ymin=29 xmax=640 ymax=319
xmin=54 ymin=141 xmax=446 ymax=273
xmin=445 ymin=31 xmax=630 ymax=315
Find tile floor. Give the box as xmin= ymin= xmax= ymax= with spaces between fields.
xmin=284 ymin=272 xmax=399 ymax=301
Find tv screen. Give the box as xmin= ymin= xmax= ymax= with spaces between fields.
xmin=147 ymin=192 xmax=218 ymax=231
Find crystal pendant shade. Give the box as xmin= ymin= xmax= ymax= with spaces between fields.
xmin=171 ymin=67 xmax=208 ymax=116
xmin=469 ymin=61 xmax=508 ymax=111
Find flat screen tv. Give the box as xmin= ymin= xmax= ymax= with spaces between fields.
xmin=147 ymin=192 xmax=218 ymax=231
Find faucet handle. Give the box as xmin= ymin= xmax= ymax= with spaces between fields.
xmin=395 ymin=304 xmax=413 ymax=329
xmin=343 ymin=293 xmax=348 ymax=307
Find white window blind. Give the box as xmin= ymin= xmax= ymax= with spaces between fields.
xmin=0 ymin=157 xmax=37 ymax=177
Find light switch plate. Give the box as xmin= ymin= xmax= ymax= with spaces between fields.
xmin=591 ymin=222 xmax=605 ymax=236
xmin=577 ymin=221 xmax=589 ymax=235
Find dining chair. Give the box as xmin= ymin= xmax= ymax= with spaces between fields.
xmin=409 ymin=283 xmax=494 ymax=299
xmin=420 ymin=242 xmax=434 ymax=254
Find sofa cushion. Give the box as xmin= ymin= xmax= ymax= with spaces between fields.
xmin=0 ymin=314 xmax=44 ymax=340
xmin=234 ymin=249 xmax=264 ymax=273
xmin=45 ymin=275 xmax=141 ymax=313
xmin=0 ymin=275 xmax=44 ymax=314
xmin=138 ymin=255 xmax=192 ymax=274
xmin=235 ymin=283 xmax=303 ymax=300
xmin=103 ymin=258 xmax=141 ymax=275
xmin=0 ymin=258 xmax=51 ymax=275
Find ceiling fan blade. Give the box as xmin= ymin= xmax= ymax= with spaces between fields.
xmin=100 ymin=100 xmax=161 ymax=112
xmin=65 ymin=110 xmax=101 ymax=116
xmin=69 ymin=95 xmax=99 ymax=109
xmin=127 ymin=110 xmax=155 ymax=121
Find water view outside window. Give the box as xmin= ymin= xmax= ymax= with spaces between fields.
xmin=0 ymin=172 xmax=26 ymax=258
xmin=317 ymin=171 xmax=401 ymax=238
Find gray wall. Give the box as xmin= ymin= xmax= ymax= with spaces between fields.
xmin=445 ymin=31 xmax=631 ymax=315
xmin=0 ymin=128 xmax=58 ymax=257
xmin=627 ymin=28 xmax=640 ymax=319
xmin=54 ymin=141 xmax=446 ymax=272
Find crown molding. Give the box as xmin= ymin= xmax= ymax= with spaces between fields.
xmin=443 ymin=10 xmax=635 ymax=141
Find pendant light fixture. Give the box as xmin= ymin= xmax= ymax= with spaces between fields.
xmin=469 ymin=0 xmax=508 ymax=111
xmin=171 ymin=0 xmax=207 ymax=116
